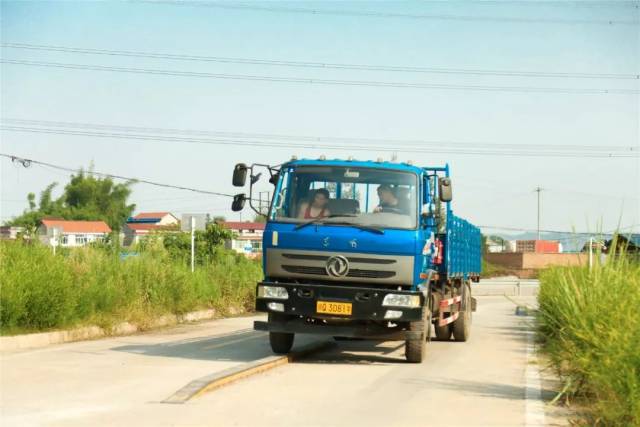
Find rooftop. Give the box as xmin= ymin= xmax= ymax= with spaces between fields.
xmin=41 ymin=219 xmax=111 ymax=234
xmin=223 ymin=221 xmax=266 ymax=231
xmin=133 ymin=212 xmax=173 ymax=220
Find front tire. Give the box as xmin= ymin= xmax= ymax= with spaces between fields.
xmin=268 ymin=313 xmax=294 ymax=354
xmin=405 ymin=302 xmax=430 ymax=363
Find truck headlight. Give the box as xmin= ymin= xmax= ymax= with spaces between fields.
xmin=257 ymin=285 xmax=289 ymax=300
xmin=382 ymin=294 xmax=421 ymax=308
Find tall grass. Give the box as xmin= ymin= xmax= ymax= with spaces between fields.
xmin=538 ymin=252 xmax=640 ymax=426
xmin=0 ymin=240 xmax=262 ymax=335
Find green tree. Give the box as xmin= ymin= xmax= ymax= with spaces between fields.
xmin=8 ymin=170 xmax=136 ymax=232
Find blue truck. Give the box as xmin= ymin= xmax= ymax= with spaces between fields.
xmin=231 ymin=158 xmax=481 ymax=362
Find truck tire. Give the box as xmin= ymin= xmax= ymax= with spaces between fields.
xmin=452 ymin=282 xmax=472 ymax=342
xmin=405 ymin=305 xmax=429 ymax=363
xmin=434 ymin=323 xmax=452 ymax=341
xmin=268 ymin=313 xmax=294 ymax=354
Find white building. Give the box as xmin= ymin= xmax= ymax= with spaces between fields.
xmin=39 ymin=219 xmax=111 ymax=247
xmin=223 ymin=221 xmax=265 ymax=258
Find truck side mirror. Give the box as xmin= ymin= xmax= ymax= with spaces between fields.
xmin=439 ymin=178 xmax=452 ymax=202
xmin=232 ymin=163 xmax=248 ymax=187
xmin=231 ymin=194 xmax=247 ymax=212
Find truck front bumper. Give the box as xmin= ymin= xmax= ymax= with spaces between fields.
xmin=254 ymin=281 xmax=427 ymax=341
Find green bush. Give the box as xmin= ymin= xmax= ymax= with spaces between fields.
xmin=538 ymin=252 xmax=640 ymax=426
xmin=0 ymin=240 xmax=262 ymax=334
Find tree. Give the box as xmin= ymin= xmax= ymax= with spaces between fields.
xmin=8 ymin=170 xmax=136 ymax=231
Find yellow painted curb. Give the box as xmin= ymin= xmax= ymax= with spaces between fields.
xmin=163 ymin=341 xmax=334 ymax=404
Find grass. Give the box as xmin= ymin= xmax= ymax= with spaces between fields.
xmin=0 ymin=240 xmax=262 ymax=335
xmin=537 ymin=251 xmax=640 ymax=426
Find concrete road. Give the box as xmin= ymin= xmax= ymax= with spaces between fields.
xmin=1 ymin=287 xmax=565 ymax=427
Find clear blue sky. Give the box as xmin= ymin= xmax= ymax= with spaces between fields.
xmin=1 ymin=0 xmax=638 ymax=234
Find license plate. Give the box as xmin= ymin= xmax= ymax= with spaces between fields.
xmin=316 ymin=301 xmax=352 ymax=316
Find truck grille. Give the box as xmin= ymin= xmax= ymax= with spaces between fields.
xmin=282 ymin=265 xmax=396 ymax=279
xmin=267 ymin=249 xmax=413 ymax=285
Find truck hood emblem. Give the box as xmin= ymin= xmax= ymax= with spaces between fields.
xmin=325 ymin=255 xmax=349 ymax=278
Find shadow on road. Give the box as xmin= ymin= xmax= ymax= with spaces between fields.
xmin=298 ymin=340 xmax=407 ymax=365
xmin=402 ymin=377 xmax=554 ymax=401
xmin=111 ymin=329 xmax=273 ymax=362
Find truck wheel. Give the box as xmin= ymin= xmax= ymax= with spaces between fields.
xmin=405 ymin=305 xmax=429 ymax=363
xmin=452 ymin=282 xmax=472 ymax=342
xmin=268 ymin=313 xmax=294 ymax=354
xmin=434 ymin=323 xmax=452 ymax=341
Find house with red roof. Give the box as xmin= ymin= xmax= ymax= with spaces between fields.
xmin=39 ymin=219 xmax=112 ymax=247
xmin=223 ymin=221 xmax=265 ymax=258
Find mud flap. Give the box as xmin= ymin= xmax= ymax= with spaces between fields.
xmin=471 ymin=297 xmax=477 ymax=312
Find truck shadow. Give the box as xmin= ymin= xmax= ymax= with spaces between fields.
xmin=110 ymin=329 xmax=274 ymax=362
xmin=299 ymin=340 xmax=407 ymax=365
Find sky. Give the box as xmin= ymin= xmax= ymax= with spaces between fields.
xmin=1 ymin=0 xmax=639 ymax=236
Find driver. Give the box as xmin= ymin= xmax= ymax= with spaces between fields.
xmin=374 ymin=184 xmax=403 ymax=213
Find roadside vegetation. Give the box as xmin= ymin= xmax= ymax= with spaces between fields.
xmin=537 ymin=247 xmax=640 ymax=426
xmin=0 ymin=235 xmax=262 ymax=336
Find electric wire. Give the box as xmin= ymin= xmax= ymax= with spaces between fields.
xmin=2 ymin=59 xmax=638 ymax=95
xmin=2 ymin=125 xmax=638 ymax=158
xmin=3 ymin=43 xmax=637 ymax=80
xmin=135 ymin=0 xmax=640 ymax=26
xmin=3 ymin=118 xmax=635 ymax=155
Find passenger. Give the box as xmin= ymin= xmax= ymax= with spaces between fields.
xmin=298 ymin=188 xmax=331 ymax=219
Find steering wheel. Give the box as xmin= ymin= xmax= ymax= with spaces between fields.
xmin=380 ymin=206 xmax=403 ymax=214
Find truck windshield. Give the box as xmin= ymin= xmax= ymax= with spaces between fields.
xmin=269 ymin=165 xmax=418 ymax=230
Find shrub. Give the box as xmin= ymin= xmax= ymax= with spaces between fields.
xmin=538 ymin=252 xmax=640 ymax=426
xmin=0 ymin=239 xmax=261 ymax=334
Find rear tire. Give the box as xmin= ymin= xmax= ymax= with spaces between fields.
xmin=405 ymin=302 xmax=430 ymax=363
xmin=452 ymin=282 xmax=472 ymax=342
xmin=434 ymin=323 xmax=452 ymax=341
xmin=268 ymin=313 xmax=295 ymax=354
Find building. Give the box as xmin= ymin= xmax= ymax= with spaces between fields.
xmin=0 ymin=226 xmax=25 ymax=240
xmin=122 ymin=212 xmax=180 ymax=246
xmin=515 ymin=239 xmax=560 ymax=254
xmin=39 ymin=219 xmax=111 ymax=247
xmin=223 ymin=221 xmax=265 ymax=258
xmin=129 ymin=212 xmax=179 ymax=226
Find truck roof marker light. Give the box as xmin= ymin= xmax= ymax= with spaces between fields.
xmin=376 ymin=157 xmax=384 ymax=163
xmin=347 ymin=156 xmax=354 ymax=161
xmin=291 ymin=155 xmax=298 ymax=161
xmin=319 ymin=155 xmax=327 ymax=160
xmin=406 ymin=160 xmax=414 ymax=165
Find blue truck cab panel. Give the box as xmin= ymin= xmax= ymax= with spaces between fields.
xmin=231 ymin=158 xmax=481 ymax=361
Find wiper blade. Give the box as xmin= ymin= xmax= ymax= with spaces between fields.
xmin=294 ymin=216 xmax=385 ymax=235
xmin=330 ymin=222 xmax=385 ymax=235
xmin=293 ymin=214 xmax=356 ymax=230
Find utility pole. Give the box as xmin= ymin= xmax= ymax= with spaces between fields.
xmin=534 ymin=187 xmax=543 ymax=240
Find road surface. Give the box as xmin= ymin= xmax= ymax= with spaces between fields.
xmin=1 ymin=284 xmax=567 ymax=427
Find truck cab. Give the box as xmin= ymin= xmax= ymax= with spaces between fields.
xmin=231 ymin=158 xmax=480 ymax=363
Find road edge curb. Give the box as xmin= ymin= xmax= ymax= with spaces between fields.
xmin=162 ymin=340 xmax=334 ymax=404
xmin=0 ymin=307 xmax=248 ymax=352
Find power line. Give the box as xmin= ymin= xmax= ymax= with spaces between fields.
xmin=136 ymin=0 xmax=640 ymax=26
xmin=2 ymin=125 xmax=638 ymax=158
xmin=2 ymin=59 xmax=638 ymax=95
xmin=3 ymin=153 xmax=636 ymax=234
xmin=0 ymin=153 xmax=235 ymax=198
xmin=3 ymin=118 xmax=636 ymax=155
xmin=3 ymin=42 xmax=638 ymax=80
